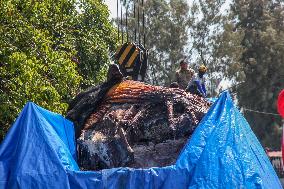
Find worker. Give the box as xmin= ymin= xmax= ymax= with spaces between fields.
xmin=175 ymin=60 xmax=195 ymax=90
xmin=186 ymin=65 xmax=207 ymax=97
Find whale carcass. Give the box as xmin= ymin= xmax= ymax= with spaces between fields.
xmin=67 ymin=80 xmax=210 ymax=170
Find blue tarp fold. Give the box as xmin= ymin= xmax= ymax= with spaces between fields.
xmin=0 ymin=92 xmax=281 ymax=188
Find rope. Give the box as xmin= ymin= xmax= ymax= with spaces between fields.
xmin=242 ymin=108 xmax=280 ymax=116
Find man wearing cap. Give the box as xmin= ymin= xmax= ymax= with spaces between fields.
xmin=186 ymin=65 xmax=207 ymax=97
xmin=175 ymin=60 xmax=195 ymax=90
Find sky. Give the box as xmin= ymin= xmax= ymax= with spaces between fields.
xmin=105 ymin=0 xmax=118 ymax=18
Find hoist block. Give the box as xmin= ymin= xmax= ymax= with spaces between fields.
xmin=115 ymin=42 xmax=148 ymax=81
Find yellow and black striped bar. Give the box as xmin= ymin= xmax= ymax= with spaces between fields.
xmin=115 ymin=42 xmax=140 ymax=68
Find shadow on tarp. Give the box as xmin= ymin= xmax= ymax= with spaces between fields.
xmin=0 ymin=92 xmax=282 ymax=189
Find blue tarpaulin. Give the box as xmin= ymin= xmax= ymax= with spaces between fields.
xmin=0 ymin=92 xmax=282 ymax=188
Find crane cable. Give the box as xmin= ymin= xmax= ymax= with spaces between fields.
xmin=137 ymin=0 xmax=140 ymax=44
xmin=117 ymin=0 xmax=119 ymax=43
xmin=120 ymin=0 xmax=123 ymax=43
xmin=142 ymin=0 xmax=145 ymax=47
xmin=134 ymin=0 xmax=136 ymax=42
xmin=116 ymin=0 xmax=146 ymax=45
xmin=126 ymin=3 xmax=129 ymax=42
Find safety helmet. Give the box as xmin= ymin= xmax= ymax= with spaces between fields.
xmin=198 ymin=65 xmax=207 ymax=73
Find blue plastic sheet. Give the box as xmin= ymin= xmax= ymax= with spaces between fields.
xmin=0 ymin=92 xmax=281 ymax=188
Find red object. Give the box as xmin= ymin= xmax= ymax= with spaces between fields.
xmin=282 ymin=127 xmax=284 ymax=164
xmin=278 ymin=90 xmax=284 ymax=118
xmin=278 ymin=90 xmax=284 ymax=163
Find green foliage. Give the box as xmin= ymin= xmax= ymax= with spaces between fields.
xmin=0 ymin=0 xmax=116 ymax=141
xmin=215 ymin=0 xmax=284 ymax=149
xmin=232 ymin=0 xmax=284 ymax=149
xmin=75 ymin=0 xmax=117 ymax=86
